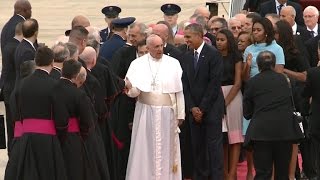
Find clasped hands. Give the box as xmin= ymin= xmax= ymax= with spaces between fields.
xmin=191 ymin=107 xmax=203 ymax=124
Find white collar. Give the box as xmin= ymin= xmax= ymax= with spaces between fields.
xmin=16 ymin=14 xmax=26 ymax=20
xmin=292 ymin=23 xmax=297 ymax=35
xmin=60 ymin=77 xmax=73 ymax=83
xmin=37 ymin=68 xmax=50 ymax=74
xmin=307 ymin=24 xmax=318 ymax=36
xmin=23 ymin=38 xmax=36 ymax=51
xmin=195 ymin=41 xmax=205 ymax=55
xmin=148 ymin=53 xmax=162 ymax=62
xmin=172 ymin=25 xmax=178 ymax=35
xmin=53 ymin=66 xmax=62 ymax=71
xmin=275 ymin=0 xmax=286 ymax=7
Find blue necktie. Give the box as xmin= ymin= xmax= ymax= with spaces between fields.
xmin=194 ymin=51 xmax=199 ymax=70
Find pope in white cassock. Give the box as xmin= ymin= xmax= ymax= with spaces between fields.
xmin=124 ymin=34 xmax=185 ymax=180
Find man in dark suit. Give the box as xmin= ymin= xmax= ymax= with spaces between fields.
xmin=0 ymin=22 xmax=23 ymax=155
xmin=305 ymin=35 xmax=320 ymax=67
xmin=14 ymin=18 xmax=38 ymax=80
xmin=99 ymin=17 xmax=135 ymax=64
xmin=152 ymin=23 xmax=182 ymax=62
xmin=303 ymin=64 xmax=320 ymax=179
xmin=50 ymin=43 xmax=70 ymax=80
xmin=0 ymin=0 xmax=31 ymax=53
xmin=259 ymin=0 xmax=304 ymax=26
xmin=100 ymin=6 xmax=121 ymax=43
xmin=303 ymin=6 xmax=320 ymax=39
xmin=280 ymin=6 xmax=310 ymax=41
xmin=243 ymin=50 xmax=304 ymax=179
xmin=182 ymin=23 xmax=224 ymax=180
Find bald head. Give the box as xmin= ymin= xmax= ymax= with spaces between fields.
xmin=71 ymin=15 xmax=90 ymax=28
xmin=234 ymin=13 xmax=246 ymax=29
xmin=194 ymin=7 xmax=210 ymax=22
xmin=280 ymin=6 xmax=296 ymax=26
xmin=152 ymin=24 xmax=169 ymax=44
xmin=79 ymin=46 xmax=96 ymax=69
xmin=14 ymin=0 xmax=32 ymax=19
xmin=75 ymin=66 xmax=87 ymax=88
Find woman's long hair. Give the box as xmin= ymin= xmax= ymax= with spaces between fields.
xmin=217 ymin=29 xmax=241 ymax=58
xmin=275 ymin=20 xmax=299 ymax=60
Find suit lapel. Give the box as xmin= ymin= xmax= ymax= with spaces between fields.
xmin=194 ymin=44 xmax=207 ymax=79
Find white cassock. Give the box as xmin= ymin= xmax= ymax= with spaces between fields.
xmin=125 ymin=53 xmax=185 ymax=180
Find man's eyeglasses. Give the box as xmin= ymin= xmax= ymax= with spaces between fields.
xmin=231 ymin=26 xmax=242 ymax=30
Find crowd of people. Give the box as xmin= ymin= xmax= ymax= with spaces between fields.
xmin=0 ymin=0 xmax=320 ymax=179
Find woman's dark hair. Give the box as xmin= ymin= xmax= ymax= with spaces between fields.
xmin=275 ymin=20 xmax=299 ymax=60
xmin=217 ymin=29 xmax=240 ymax=57
xmin=252 ymin=17 xmax=275 ymax=45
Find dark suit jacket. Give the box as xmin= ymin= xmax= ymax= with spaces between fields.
xmin=305 ymin=24 xmax=320 ymax=40
xmin=182 ymin=43 xmax=224 ymax=123
xmin=259 ymin=0 xmax=304 ymax=26
xmin=0 ymin=15 xmax=24 ymax=51
xmin=164 ymin=43 xmax=182 ymax=63
xmin=302 ymin=67 xmax=320 ymax=138
xmin=297 ymin=25 xmax=311 ymax=42
xmin=99 ymin=34 xmax=126 ymax=62
xmin=14 ymin=39 xmax=36 ymax=79
xmin=243 ymin=70 xmax=304 ymax=143
xmin=305 ymin=35 xmax=320 ymax=67
xmin=111 ymin=45 xmax=137 ymax=79
xmin=0 ymin=38 xmax=19 ymax=97
xmin=49 ymin=67 xmax=62 ymax=80
xmin=100 ymin=27 xmax=110 ymax=43
xmin=244 ymin=0 xmax=299 ymax=12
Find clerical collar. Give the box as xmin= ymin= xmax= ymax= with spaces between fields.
xmin=60 ymin=77 xmax=73 ymax=83
xmin=37 ymin=68 xmax=50 ymax=74
xmin=148 ymin=53 xmax=162 ymax=62
xmin=164 ymin=43 xmax=167 ymax=47
xmin=24 ymin=38 xmax=36 ymax=51
xmin=53 ymin=66 xmax=62 ymax=71
xmin=16 ymin=14 xmax=26 ymax=20
xmin=195 ymin=41 xmax=205 ymax=55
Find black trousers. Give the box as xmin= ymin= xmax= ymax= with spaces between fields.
xmin=310 ymin=136 xmax=320 ymax=179
xmin=253 ymin=141 xmax=292 ymax=180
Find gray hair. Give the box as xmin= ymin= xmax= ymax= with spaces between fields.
xmin=304 ymin=6 xmax=319 ymax=17
xmin=129 ymin=22 xmax=148 ymax=37
xmin=65 ymin=42 xmax=78 ymax=59
xmin=51 ymin=42 xmax=70 ymax=63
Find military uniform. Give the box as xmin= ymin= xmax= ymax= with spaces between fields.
xmin=161 ymin=3 xmax=181 ymax=36
xmin=100 ymin=6 xmax=121 ymax=43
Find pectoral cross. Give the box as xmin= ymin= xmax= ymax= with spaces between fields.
xmin=151 ymin=79 xmax=156 ymax=90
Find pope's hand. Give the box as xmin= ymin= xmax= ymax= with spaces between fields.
xmin=124 ymin=77 xmax=132 ymax=89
